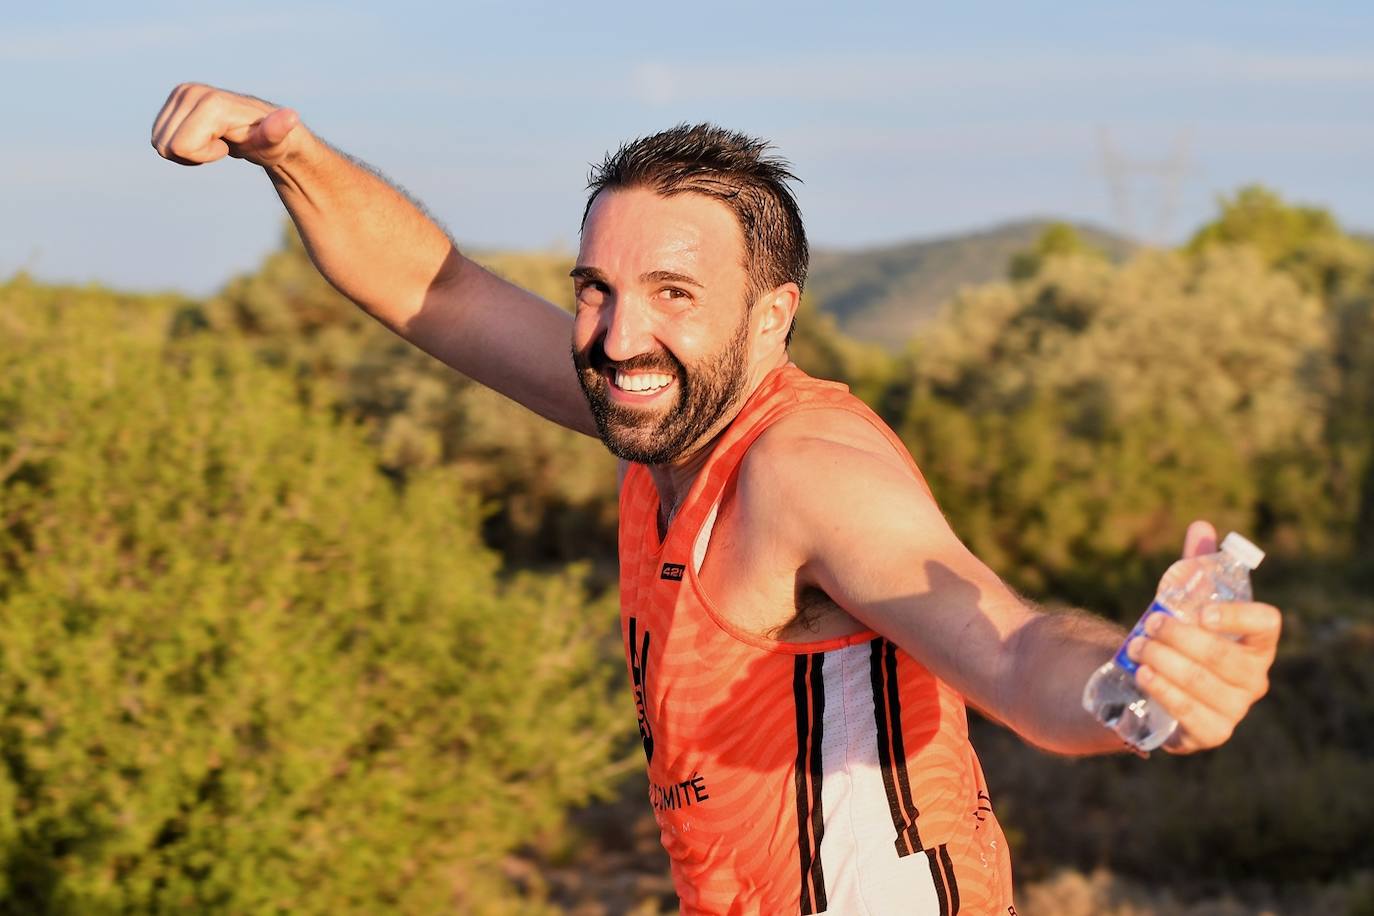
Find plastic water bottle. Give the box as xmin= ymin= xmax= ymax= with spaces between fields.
xmin=1082 ymin=532 xmax=1265 ymax=752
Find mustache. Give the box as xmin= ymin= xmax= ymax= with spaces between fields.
xmin=578 ymin=338 xmax=681 ymax=378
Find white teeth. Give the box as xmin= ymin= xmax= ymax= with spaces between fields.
xmin=614 ymin=371 xmax=672 ymax=393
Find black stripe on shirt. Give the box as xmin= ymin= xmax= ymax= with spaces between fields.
xmin=925 ymin=846 xmax=950 ymax=916
xmin=793 ymin=654 xmax=828 ymax=914
xmin=869 ymin=638 xmax=923 ymax=857
xmin=939 ymin=842 xmax=961 ymax=914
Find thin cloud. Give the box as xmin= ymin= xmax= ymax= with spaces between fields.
xmin=1199 ymin=47 xmax=1374 ymax=84
xmin=779 ymin=119 xmax=1374 ymax=161
xmin=0 ymin=13 xmax=305 ymax=62
xmin=626 ymin=47 xmax=1374 ymax=105
xmin=292 ymin=45 xmax=1374 ymax=111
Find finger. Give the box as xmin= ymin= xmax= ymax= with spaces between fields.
xmin=1127 ymin=635 xmax=1253 ymax=722
xmin=150 ymin=85 xmax=182 ymax=149
xmin=167 ymin=139 xmax=230 ymax=167
xmin=153 ymin=83 xmax=201 ymax=157
xmin=152 ymin=82 xmax=208 ymax=148
xmin=1143 ymin=610 xmax=1273 ymax=691
xmin=156 ymin=84 xmax=228 ymax=159
xmin=1182 ymin=519 xmax=1218 ymax=559
xmin=1197 ymin=602 xmax=1282 ymax=651
xmin=156 ymin=85 xmax=217 ymax=161
xmin=1135 ymin=663 xmax=1237 ymax=751
xmin=165 ymin=91 xmax=241 ymax=165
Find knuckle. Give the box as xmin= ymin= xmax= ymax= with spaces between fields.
xmin=1264 ymin=605 xmax=1283 ymax=632
xmin=1182 ymin=661 xmax=1209 ymax=694
xmin=168 ymin=138 xmax=202 ymax=162
xmin=193 ymin=91 xmax=223 ymax=118
xmin=1134 ymin=637 xmax=1155 ymax=665
xmin=1162 ymin=684 xmax=1193 ymax=720
xmin=1224 ymin=687 xmax=1255 ymax=720
xmin=1203 ymin=636 xmax=1230 ymax=669
xmin=1150 ymin=617 xmax=1177 ymax=647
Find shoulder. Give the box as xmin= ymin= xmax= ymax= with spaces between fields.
xmin=734 ymin=408 xmax=939 ymax=550
xmin=742 ymin=406 xmax=916 ymax=490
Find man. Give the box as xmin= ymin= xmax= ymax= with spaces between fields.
xmin=151 ymin=85 xmax=1281 ymax=915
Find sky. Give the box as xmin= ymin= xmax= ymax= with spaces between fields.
xmin=4 ymin=1 xmax=1373 ymax=296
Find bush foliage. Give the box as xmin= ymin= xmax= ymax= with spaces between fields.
xmin=0 ymin=282 xmax=622 ymax=913
xmin=1 ymin=183 xmax=1372 ymax=909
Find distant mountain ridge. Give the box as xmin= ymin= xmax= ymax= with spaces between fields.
xmin=807 ymin=219 xmax=1134 ymax=348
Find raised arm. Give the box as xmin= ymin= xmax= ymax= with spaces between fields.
xmin=742 ymin=411 xmax=1279 ymax=756
xmin=150 ymin=83 xmax=596 ymax=435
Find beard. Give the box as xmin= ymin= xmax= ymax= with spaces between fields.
xmin=572 ymin=312 xmax=751 ymax=465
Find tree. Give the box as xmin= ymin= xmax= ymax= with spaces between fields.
xmin=897 ymin=246 xmax=1330 ymax=607
xmin=1008 ymin=222 xmax=1106 ymax=281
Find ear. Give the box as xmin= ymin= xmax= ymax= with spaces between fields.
xmin=754 ymin=282 xmax=801 ymax=348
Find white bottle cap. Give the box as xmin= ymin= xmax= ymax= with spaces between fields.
xmin=1220 ymin=532 xmax=1265 ymax=569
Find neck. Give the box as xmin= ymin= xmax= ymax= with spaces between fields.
xmin=646 ymin=351 xmax=790 ymax=534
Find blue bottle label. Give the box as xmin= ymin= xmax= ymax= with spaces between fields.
xmin=1114 ymin=600 xmax=1175 ymax=674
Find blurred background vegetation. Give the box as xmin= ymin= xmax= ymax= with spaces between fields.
xmin=2 ymin=185 xmax=1372 ymax=913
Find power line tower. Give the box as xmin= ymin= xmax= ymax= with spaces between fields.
xmin=1098 ymin=127 xmax=1193 ymax=246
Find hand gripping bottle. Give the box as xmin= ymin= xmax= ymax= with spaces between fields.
xmin=1082 ymin=532 xmax=1265 ymax=753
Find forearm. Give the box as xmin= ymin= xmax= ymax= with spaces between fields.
xmin=997 ymin=608 xmax=1131 ymax=755
xmin=264 ymin=130 xmax=462 ymax=333
xmin=257 ymin=122 xmax=592 ymax=434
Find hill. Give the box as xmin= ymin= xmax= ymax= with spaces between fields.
xmin=807 ymin=219 xmax=1133 ymax=347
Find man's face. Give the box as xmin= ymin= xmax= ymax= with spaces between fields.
xmin=571 ymin=188 xmax=755 ymax=465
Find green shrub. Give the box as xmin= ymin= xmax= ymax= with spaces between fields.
xmin=0 ymin=285 xmax=624 ymax=913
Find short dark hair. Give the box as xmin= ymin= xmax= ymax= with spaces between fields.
xmin=583 ymin=123 xmax=808 ymax=345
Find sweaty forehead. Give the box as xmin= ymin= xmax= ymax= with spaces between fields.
xmin=578 ymin=187 xmax=747 ymax=282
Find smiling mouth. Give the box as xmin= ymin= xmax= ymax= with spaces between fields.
xmin=608 ymin=369 xmax=675 ymax=396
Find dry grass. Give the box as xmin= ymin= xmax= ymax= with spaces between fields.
xmin=1019 ymin=867 xmax=1373 ymax=916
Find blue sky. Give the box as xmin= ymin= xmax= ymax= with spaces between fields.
xmin=4 ymin=1 xmax=1372 ymax=294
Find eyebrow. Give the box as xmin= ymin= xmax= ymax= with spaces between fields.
xmin=569 ymin=265 xmax=606 ymax=284
xmin=642 ymin=269 xmax=702 ymax=288
xmin=569 ymin=266 xmax=704 ymax=288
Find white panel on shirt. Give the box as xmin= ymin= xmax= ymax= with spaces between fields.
xmin=817 ymin=644 xmax=944 ymax=915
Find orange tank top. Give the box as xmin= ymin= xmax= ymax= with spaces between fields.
xmin=618 ymin=365 xmax=1016 ymax=915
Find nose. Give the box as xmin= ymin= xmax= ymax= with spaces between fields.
xmin=600 ymin=298 xmax=656 ymax=364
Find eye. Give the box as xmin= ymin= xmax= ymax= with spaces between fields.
xmin=658 ymin=287 xmax=690 ymax=302
xmin=575 ymin=280 xmax=609 ymax=308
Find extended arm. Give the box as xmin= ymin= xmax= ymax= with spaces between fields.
xmin=746 ymin=413 xmax=1279 ymax=756
xmin=150 ymin=83 xmax=596 ymax=435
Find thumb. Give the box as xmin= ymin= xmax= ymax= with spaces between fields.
xmin=1181 ymin=519 xmax=1218 ymax=558
xmin=253 ymin=107 xmax=300 ymax=147
xmin=226 ymin=107 xmax=301 ymax=163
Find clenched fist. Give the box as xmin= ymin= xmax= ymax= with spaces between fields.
xmin=151 ymin=83 xmax=303 ymax=168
